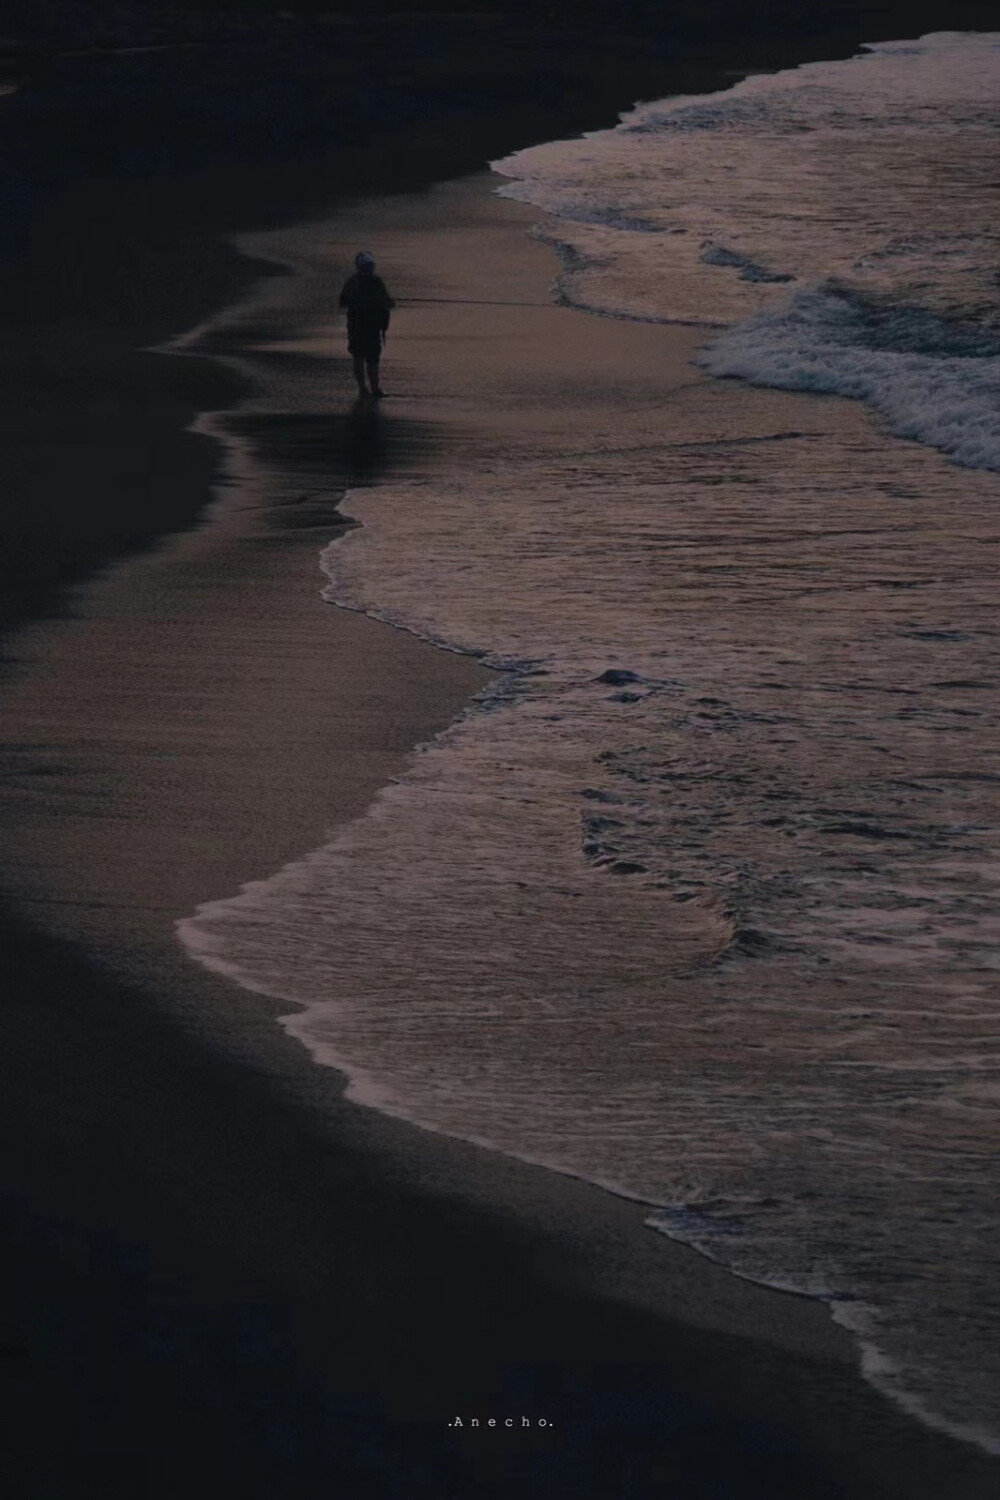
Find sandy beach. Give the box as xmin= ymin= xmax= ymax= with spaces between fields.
xmin=2 ymin=126 xmax=999 ymax=1497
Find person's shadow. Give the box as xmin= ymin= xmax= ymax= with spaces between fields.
xmin=226 ymin=393 xmax=440 ymax=529
xmin=339 ymin=394 xmax=440 ymax=490
xmin=342 ymin=395 xmax=386 ymax=486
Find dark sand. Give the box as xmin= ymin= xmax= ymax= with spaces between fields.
xmin=2 ymin=20 xmax=1000 ymax=1500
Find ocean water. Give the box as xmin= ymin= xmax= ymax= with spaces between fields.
xmin=498 ymin=31 xmax=1000 ymax=472
xmin=180 ymin=35 xmax=1000 ymax=1455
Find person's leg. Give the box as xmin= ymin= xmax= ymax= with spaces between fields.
xmin=352 ymin=355 xmax=367 ymax=396
xmin=365 ymin=358 xmax=383 ymax=397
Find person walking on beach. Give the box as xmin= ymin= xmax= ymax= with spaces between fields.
xmin=339 ymin=251 xmax=395 ymax=399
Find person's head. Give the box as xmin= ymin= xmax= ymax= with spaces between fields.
xmin=355 ymin=251 xmax=376 ymax=275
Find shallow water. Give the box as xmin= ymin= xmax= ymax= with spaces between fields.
xmin=181 ymin=36 xmax=1000 ymax=1457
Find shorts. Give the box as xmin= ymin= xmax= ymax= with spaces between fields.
xmin=348 ymin=327 xmax=384 ymax=361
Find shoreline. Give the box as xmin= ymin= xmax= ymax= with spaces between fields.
xmin=7 ymin=168 xmax=992 ymax=1492
xmin=179 ymin=161 xmax=1000 ymax=1464
xmin=183 ymin=171 xmax=1000 ymax=1473
xmin=3 ymin=31 xmax=999 ymax=1500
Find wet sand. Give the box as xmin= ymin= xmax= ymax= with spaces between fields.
xmin=2 ymin=160 xmax=999 ymax=1496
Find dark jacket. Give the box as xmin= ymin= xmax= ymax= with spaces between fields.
xmin=338 ymin=272 xmax=395 ymax=340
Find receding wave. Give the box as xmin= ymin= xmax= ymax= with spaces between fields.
xmin=701 ymin=283 xmax=1000 ymax=471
